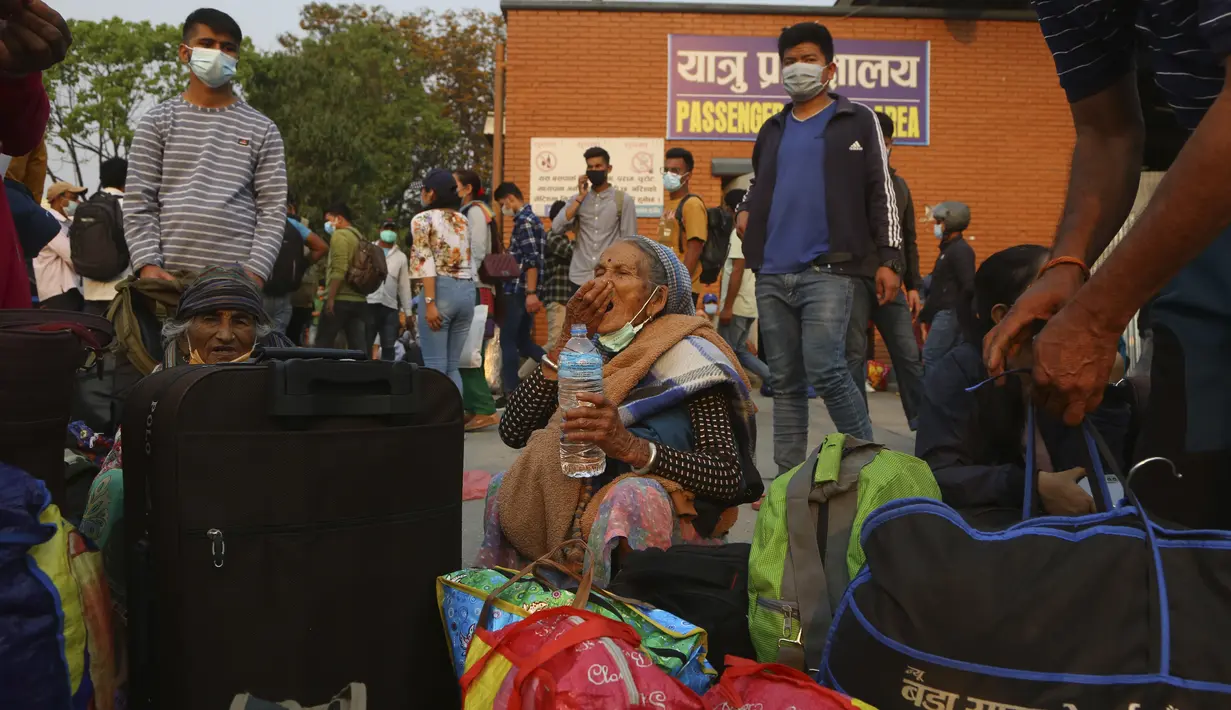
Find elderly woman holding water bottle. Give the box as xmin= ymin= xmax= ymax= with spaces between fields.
xmin=476 ymin=236 xmax=762 ymax=583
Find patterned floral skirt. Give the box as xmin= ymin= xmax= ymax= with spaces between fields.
xmin=475 ymin=472 xmax=723 ymax=586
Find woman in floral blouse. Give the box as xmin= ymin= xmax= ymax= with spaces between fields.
xmin=411 ymin=168 xmax=476 ymax=393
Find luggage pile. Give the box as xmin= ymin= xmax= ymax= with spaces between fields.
xmin=0 ymin=313 xmax=468 ymax=708
xmin=9 ymin=298 xmax=1231 ymax=709
xmin=822 ymin=421 xmax=1231 ymax=708
xmin=440 ymin=418 xmax=1231 ymax=709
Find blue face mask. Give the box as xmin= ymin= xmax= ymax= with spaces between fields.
xmin=186 ymin=46 xmax=238 ymax=89
xmin=597 ymin=286 xmax=663 ymax=354
xmin=380 ymin=229 xmax=398 ymax=244
xmin=663 ymin=172 xmax=685 ymax=192
xmin=934 ymin=223 xmax=944 ymax=239
xmin=325 ymin=221 xmax=336 ymax=236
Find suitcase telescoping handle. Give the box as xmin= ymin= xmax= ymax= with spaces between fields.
xmin=267 ymin=359 xmax=422 ymax=417
xmin=255 ymin=346 xmax=367 ymax=361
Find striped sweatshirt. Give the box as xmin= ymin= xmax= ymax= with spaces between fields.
xmin=123 ymin=97 xmax=288 ymax=279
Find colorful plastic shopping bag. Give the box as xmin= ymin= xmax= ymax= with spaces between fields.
xmin=439 ymin=542 xmax=715 ymax=693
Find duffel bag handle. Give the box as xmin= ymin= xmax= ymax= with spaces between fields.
xmin=0 ymin=309 xmax=114 ymax=348
xmin=3 ymin=320 xmax=108 ymax=372
xmin=1021 ymin=403 xmax=1118 ymax=519
xmin=478 ymin=539 xmax=596 ymax=628
xmin=963 ymin=372 xmax=1123 ymax=519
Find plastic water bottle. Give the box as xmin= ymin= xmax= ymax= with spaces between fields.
xmin=558 ymin=324 xmax=606 ymax=478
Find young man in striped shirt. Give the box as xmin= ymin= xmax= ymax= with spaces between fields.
xmin=124 ymin=8 xmax=287 ymax=289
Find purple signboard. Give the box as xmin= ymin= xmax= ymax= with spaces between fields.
xmin=667 ymin=35 xmax=930 ymax=145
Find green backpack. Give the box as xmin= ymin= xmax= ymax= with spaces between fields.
xmin=747 ymin=433 xmax=940 ymax=672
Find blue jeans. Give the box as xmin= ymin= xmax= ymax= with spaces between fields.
xmin=922 ymin=308 xmax=961 ymax=374
xmin=501 ymin=291 xmax=547 ymax=394
xmin=718 ymin=315 xmax=771 ymax=383
xmin=845 ymin=283 xmax=924 ymax=427
xmin=417 ymin=276 xmax=476 ymax=394
xmin=262 ymin=294 xmax=293 ymax=334
xmin=756 ymin=268 xmax=873 ymax=474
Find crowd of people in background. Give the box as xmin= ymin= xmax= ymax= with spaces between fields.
xmin=5 ymin=1 xmax=1230 ymax=598
xmin=1 ymin=3 xmax=982 ymax=457
xmin=0 ymin=4 xmax=1084 ymax=460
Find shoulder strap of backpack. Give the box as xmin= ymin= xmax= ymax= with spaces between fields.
xmin=466 ymin=202 xmax=503 ymax=255
xmin=779 ymin=440 xmax=830 ymax=672
xmin=675 ymin=194 xmax=704 ymax=253
xmin=675 ymin=193 xmax=699 ymax=226
xmin=614 ymin=189 xmax=625 ymax=227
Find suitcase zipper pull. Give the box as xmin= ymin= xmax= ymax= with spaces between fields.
xmin=207 ymin=528 xmax=225 ymax=568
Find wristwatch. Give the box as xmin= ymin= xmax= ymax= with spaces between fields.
xmin=526 ymin=289 xmax=538 ymax=296
xmin=881 ymin=258 xmax=904 ymax=275
xmin=424 ymin=296 xmax=435 ymax=305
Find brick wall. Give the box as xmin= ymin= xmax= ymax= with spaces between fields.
xmin=502 ymin=9 xmax=1075 ymax=350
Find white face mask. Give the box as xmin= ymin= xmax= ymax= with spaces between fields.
xmin=703 ymin=303 xmax=718 ymax=316
xmin=186 ymin=46 xmax=238 ymax=89
xmin=502 ymin=204 xmax=515 ymax=217
xmin=934 ymin=223 xmax=944 ymax=239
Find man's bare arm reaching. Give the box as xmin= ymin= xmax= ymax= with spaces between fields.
xmin=983 ymin=73 xmax=1142 ymax=416
xmin=988 ymin=68 xmax=1231 ymax=424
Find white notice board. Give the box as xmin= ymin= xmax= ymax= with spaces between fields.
xmin=529 ymin=137 xmax=664 ymax=218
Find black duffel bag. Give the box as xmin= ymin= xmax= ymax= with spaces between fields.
xmin=0 ymin=309 xmax=112 ymax=506
xmin=821 ymin=418 xmax=1231 ymax=708
xmin=609 ymin=543 xmax=755 ymax=673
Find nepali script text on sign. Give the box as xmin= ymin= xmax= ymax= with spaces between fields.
xmin=667 ymin=35 xmax=929 ymax=145
xmin=529 ymin=137 xmax=665 ymax=218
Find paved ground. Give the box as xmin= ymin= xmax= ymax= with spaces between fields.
xmin=459 ymin=391 xmax=916 ymax=565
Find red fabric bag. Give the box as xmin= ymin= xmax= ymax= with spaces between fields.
xmin=701 ymin=657 xmax=866 ymax=710
xmin=459 ymin=541 xmax=705 ymax=710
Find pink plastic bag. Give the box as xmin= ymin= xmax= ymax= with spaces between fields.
xmin=701 ymin=657 xmax=865 ymax=710
xmin=463 ymin=470 xmax=492 ymax=501
xmin=461 ymin=606 xmax=705 ymax=710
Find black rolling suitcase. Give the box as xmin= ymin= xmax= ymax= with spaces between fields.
xmin=122 ymin=354 xmax=463 ymax=710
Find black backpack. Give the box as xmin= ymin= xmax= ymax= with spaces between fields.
xmin=608 ymin=543 xmax=755 ymax=673
xmin=676 ymin=194 xmax=734 ymax=286
xmin=264 ymin=219 xmax=308 ymax=296
xmin=69 ymin=192 xmax=130 ymax=281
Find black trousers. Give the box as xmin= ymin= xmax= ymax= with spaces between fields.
xmin=40 ymin=290 xmax=84 ymax=312
xmin=286 ymin=306 xmax=314 ymax=346
xmin=314 ymin=300 xmax=367 ymax=352
xmin=1134 ymin=324 xmax=1231 ymax=529
xmin=365 ymin=303 xmax=400 ymax=361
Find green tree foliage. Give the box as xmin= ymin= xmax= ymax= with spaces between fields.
xmin=41 ymin=18 xmax=184 ymax=184
xmin=38 ymin=5 xmax=503 ymax=227
xmin=245 ymin=6 xmax=455 ymax=229
xmin=298 ymin=4 xmax=504 ymax=184
xmin=260 ymin=4 xmax=503 ymax=227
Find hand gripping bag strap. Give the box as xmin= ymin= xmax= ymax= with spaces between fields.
xmin=780 ymin=437 xmax=837 ymax=672
xmin=1022 ymin=404 xmax=1116 ymax=519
